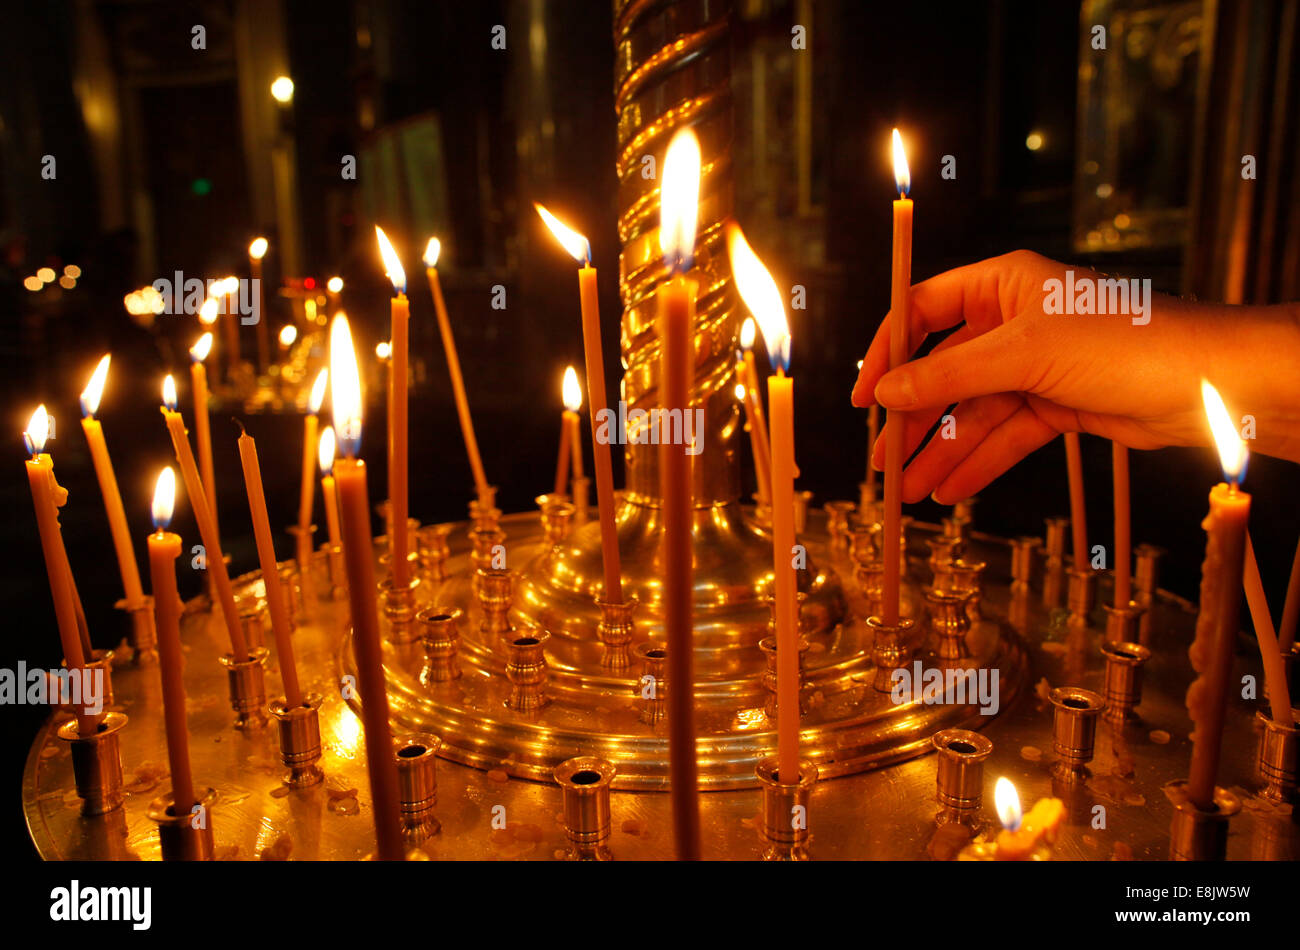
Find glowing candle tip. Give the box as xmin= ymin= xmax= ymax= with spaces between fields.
xmin=374 ymin=226 xmax=406 ymax=294
xmin=81 ymin=354 xmax=111 ymax=418
xmin=152 ymin=466 xmax=177 ymax=530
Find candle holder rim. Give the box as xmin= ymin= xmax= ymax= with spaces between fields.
xmin=931 ymin=727 xmax=994 ymax=759
xmin=755 ymin=755 xmax=819 ymax=790
xmin=553 ymin=755 xmax=617 ymax=788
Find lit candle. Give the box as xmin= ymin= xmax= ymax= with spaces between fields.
xmin=729 ymin=223 xmax=801 ymax=788
xmin=160 ymin=374 xmax=250 ymax=662
xmin=326 ymin=276 xmax=343 ymax=313
xmin=296 ymin=368 xmax=329 ymax=568
xmin=249 ymin=237 xmax=269 ymax=372
xmin=424 ymin=238 xmax=492 ymax=508
xmin=318 ymin=426 xmax=342 ymax=553
xmin=1186 ymin=380 xmax=1250 ymax=810
xmin=328 ymin=314 xmax=404 ymax=860
xmin=147 ymin=467 xmax=196 ymax=815
xmin=1112 ymin=443 xmax=1131 ymax=605
xmin=24 ymin=406 xmax=98 ymax=736
xmin=738 ymin=318 xmax=772 ymax=505
xmin=735 ymin=380 xmax=771 ymax=506
xmin=657 ymin=130 xmax=701 ymax=860
xmin=376 ymin=227 xmax=411 ymax=587
xmin=883 ymin=129 xmax=912 ymax=626
xmin=189 ymin=332 xmax=219 ymax=538
xmin=79 ymin=355 xmax=146 ymax=610
xmin=236 ymin=421 xmax=303 ymax=709
xmin=1243 ymin=536 xmax=1293 ymax=725
xmin=554 ymin=366 xmax=583 ymax=495
xmin=535 ymin=204 xmax=624 ymax=600
xmin=990 ymin=778 xmax=1064 ymax=860
xmin=278 ymin=325 xmax=298 ymax=351
xmin=1065 ymin=433 xmax=1088 ymax=569
xmin=198 ymin=296 xmax=224 ymax=383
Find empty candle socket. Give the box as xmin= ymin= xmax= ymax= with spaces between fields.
xmin=468 ymin=490 xmax=502 ymax=533
xmin=947 ymin=558 xmax=985 ymax=622
xmin=756 ymin=757 xmax=818 ymax=861
xmin=505 ymin=631 xmax=550 ymax=712
xmin=469 ymin=526 xmax=506 ymax=595
xmin=117 ymin=596 xmax=158 ymax=665
xmin=56 ymin=711 xmax=127 ymax=816
xmin=1103 ymin=600 xmax=1146 ymax=644
xmin=554 ymin=756 xmax=616 ymax=860
xmin=1134 ymin=543 xmax=1164 ymax=603
xmin=379 ymin=574 xmax=421 ymax=643
xmin=1099 ymin=640 xmax=1151 ymax=723
xmin=277 ymin=560 xmax=304 ymax=628
xmin=417 ymin=607 xmax=462 ymax=684
xmin=417 ymin=524 xmax=452 ymax=583
xmin=476 ymin=567 xmax=514 ymax=639
xmin=941 ymin=516 xmax=968 ymax=548
xmin=1067 ymin=569 xmax=1097 ymax=624
xmin=634 ymin=642 xmax=666 ymax=725
xmin=1167 ymin=781 xmax=1241 ymax=861
xmin=148 ymin=789 xmax=216 ymax=861
xmin=926 ymin=589 xmax=977 ymax=664
xmin=759 ymin=634 xmax=810 ymax=718
xmin=931 ymin=728 xmax=993 ymax=829
xmin=952 ymin=497 xmax=977 ymax=525
xmin=1256 ymin=710 xmax=1299 ymax=804
xmin=219 ymin=647 xmax=269 ymax=729
xmin=270 ymin=694 xmax=324 ymax=788
xmin=867 ymin=615 xmax=915 ymax=692
xmin=394 ymin=733 xmax=442 ymax=842
xmin=596 ymin=596 xmax=637 ymax=671
xmin=1049 ymin=686 xmax=1105 ymax=780
xmin=536 ymin=494 xmax=575 ymax=546
xmin=1044 ymin=516 xmax=1069 ymax=567
xmin=824 ymin=500 xmax=857 ymax=551
xmin=1010 ymin=536 xmax=1040 ymax=590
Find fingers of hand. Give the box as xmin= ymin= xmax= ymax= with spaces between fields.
xmin=933 ymin=404 xmax=1058 ymax=504
xmin=899 ymin=393 xmax=1023 ymax=504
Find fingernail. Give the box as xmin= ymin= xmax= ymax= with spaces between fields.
xmin=931 ymin=489 xmax=949 ymax=505
xmin=875 ymin=371 xmax=917 ymax=409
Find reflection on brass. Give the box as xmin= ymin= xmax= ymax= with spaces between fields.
xmin=505 ymin=632 xmax=550 ymax=712
xmin=756 ymin=757 xmax=816 ymax=861
xmin=379 ymin=575 xmax=421 ymax=644
xmin=1067 ymin=569 xmax=1098 ymax=625
xmin=271 ymin=694 xmax=325 ymax=789
xmin=555 ymin=757 xmax=615 ymax=861
xmin=148 ymin=789 xmax=215 ymax=861
xmin=1050 ymin=686 xmax=1106 ymax=782
xmin=237 ymin=600 xmax=266 ymax=650
xmin=477 ymin=568 xmax=514 ymax=639
xmin=219 ymin=647 xmax=269 ymax=730
xmin=927 ymin=591 xmax=976 ymax=664
xmin=868 ymin=616 xmax=914 ymax=693
xmin=394 ymin=734 xmax=441 ymax=843
xmin=417 ymin=524 xmax=452 ymax=583
xmin=597 ymin=597 xmax=638 ymax=671
xmin=1103 ymin=600 xmax=1145 ymax=645
xmin=634 ymin=642 xmax=667 ymax=725
xmin=417 ymin=607 xmax=462 ymax=684
xmin=1168 ymin=781 xmax=1240 ymax=861
xmin=1100 ymin=640 xmax=1152 ymax=724
xmin=932 ymin=728 xmax=993 ymax=829
xmin=1255 ymin=711 xmax=1299 ymax=804
xmin=57 ymin=712 xmax=127 ymax=817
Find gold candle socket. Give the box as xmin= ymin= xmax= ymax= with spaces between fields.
xmin=148 ymin=789 xmax=216 ymax=861
xmin=759 ymin=635 xmax=810 ymax=718
xmin=1103 ymin=600 xmax=1145 ymax=644
xmin=1262 ymin=645 xmax=1299 ymax=709
xmin=554 ymin=757 xmax=616 ymax=860
xmin=1256 ymin=710 xmax=1299 ymax=804
xmin=316 ymin=543 xmax=347 ymax=600
xmin=756 ymin=757 xmax=818 ymax=861
xmin=116 ymin=596 xmax=158 ymax=664
xmin=823 ymin=500 xmax=857 ymax=551
xmin=56 ymin=711 xmax=127 ymax=816
xmin=394 ymin=734 xmax=442 ymax=842
xmin=379 ymin=574 xmax=421 ymax=644
xmin=793 ymin=489 xmax=814 ymax=535
xmin=931 ymin=728 xmax=993 ymax=829
xmin=634 ymin=642 xmax=666 ymax=725
xmin=417 ymin=607 xmax=462 ymax=684
xmin=1134 ymin=543 xmax=1164 ymax=601
xmin=278 ymin=560 xmax=304 ymax=628
xmin=62 ymin=648 xmax=115 ymax=709
xmin=1099 ymin=640 xmax=1152 ymax=723
xmin=1049 ymin=686 xmax=1105 ymax=780
xmin=1067 ymin=569 xmax=1097 ymax=624
xmin=941 ymin=516 xmax=967 ymax=548
xmin=237 ymin=600 xmax=266 ymax=651
xmin=571 ymin=475 xmax=590 ymax=523
xmin=1168 ymin=781 xmax=1241 ymax=860
xmin=953 ymin=497 xmax=977 ymax=525
xmin=271 ymin=694 xmax=324 ymax=788
xmin=219 ymin=647 xmax=269 ymax=729
xmin=948 ymin=558 xmax=986 ymax=622
xmin=597 ymin=596 xmax=637 ymax=671
xmin=416 ymin=524 xmax=452 ymax=583
xmin=476 ymin=567 xmax=514 ymax=639
xmin=469 ymin=485 xmax=499 ymax=525
xmin=858 ymin=479 xmax=877 ymax=513
xmin=1010 ymin=536 xmax=1040 ymax=590
xmin=1044 ymin=516 xmax=1069 ymax=567
xmin=287 ymin=522 xmax=316 ymax=574
xmin=469 ymin=526 xmax=506 ymax=594
xmin=868 ymin=616 xmax=915 ymax=692
xmin=505 ymin=632 xmax=550 ymax=711
xmin=926 ymin=590 xmax=977 ymax=664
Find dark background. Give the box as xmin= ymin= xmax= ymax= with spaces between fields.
xmin=1 ymin=0 xmax=1296 ymax=860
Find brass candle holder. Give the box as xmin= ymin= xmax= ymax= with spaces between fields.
xmin=756 ymin=757 xmax=818 ymax=861
xmin=793 ymin=489 xmax=814 ymax=535
xmin=468 ymin=488 xmax=502 ymax=533
xmin=417 ymin=606 xmax=462 ymax=684
xmin=236 ymin=598 xmax=266 ymax=650
xmin=857 ymin=479 xmax=877 ymax=515
xmin=56 ymin=711 xmax=127 ymax=816
xmin=219 ymin=647 xmax=269 ymax=730
xmin=1010 ymin=536 xmax=1040 ymax=591
xmin=469 ymin=526 xmax=506 ymax=595
xmin=932 ymin=728 xmax=993 ymax=829
xmin=1099 ymin=640 xmax=1152 ymax=724
xmin=278 ymin=559 xmax=304 ymax=628
xmin=759 ymin=634 xmax=810 ymax=718
xmin=1103 ymin=600 xmax=1146 ymax=644
xmin=1256 ymin=710 xmax=1298 ymax=804
xmin=867 ymin=616 xmax=914 ymax=692
xmin=288 ymin=523 xmax=316 ymax=576
xmin=394 ymin=734 xmax=442 ymax=843
xmin=62 ymin=648 xmax=116 ymax=710
xmin=1067 ymin=569 xmax=1097 ymax=625
xmin=634 ymin=642 xmax=666 ymax=725
xmin=554 ymin=756 xmax=616 ymax=860
xmin=596 ymin=596 xmax=637 ymax=671
xmin=823 ymin=500 xmax=856 ymax=551
xmin=417 ymin=524 xmax=452 ymax=583
xmin=316 ymin=543 xmax=347 ymax=600
xmin=1049 ymin=686 xmax=1105 ymax=781
xmin=379 ymin=574 xmax=421 ymax=644
xmin=505 ymin=631 xmax=550 ymax=712
xmin=535 ymin=493 xmax=575 ymax=546
xmin=148 ymin=789 xmax=216 ymax=861
xmin=948 ymin=558 xmax=986 ymax=623
xmin=476 ymin=567 xmax=514 ymax=639
xmin=1044 ymin=516 xmax=1069 ymax=568
xmin=1167 ymin=780 xmax=1241 ymax=861
xmin=571 ymin=475 xmax=590 ymax=523
xmin=270 ymin=694 xmax=325 ymax=788
xmin=116 ymin=596 xmax=158 ymax=664
xmin=926 ymin=589 xmax=977 ymax=664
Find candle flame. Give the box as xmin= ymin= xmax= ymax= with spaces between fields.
xmin=740 ymin=317 xmax=756 ymax=350
xmin=309 ymin=368 xmax=329 ymax=414
xmin=659 ymin=128 xmax=702 ymax=273
xmin=327 ymin=276 xmax=343 ymax=293
xmin=152 ymin=466 xmax=177 ymax=530
xmin=278 ymin=324 xmax=297 ymax=347
xmin=375 ymin=226 xmax=406 ymax=294
xmin=892 ymin=128 xmax=911 ymax=197
xmin=162 ymin=374 xmax=177 ymax=411
xmin=24 ymin=405 xmax=50 ymax=456
xmin=727 ymin=223 xmax=790 ymax=372
xmin=535 ymin=204 xmax=591 ymax=264
xmin=81 ymin=354 xmax=111 ymax=418
xmin=222 ymin=275 xmax=240 ymax=295
xmin=318 ymin=425 xmax=336 ymax=475
xmin=329 ymin=314 xmax=363 ymax=458
xmin=734 ymin=382 xmax=746 ymax=401
xmin=190 ymin=332 xmax=213 ymax=363
xmin=562 ymin=366 xmax=583 ymax=412
xmin=198 ymin=296 xmax=220 ymax=325
xmin=248 ymin=237 xmax=268 ymax=260
xmin=375 ymin=341 xmax=391 ymax=361
xmin=1201 ymin=379 xmax=1248 ymax=483
xmin=994 ymin=777 xmax=1022 ymax=831
xmin=422 ymin=237 xmax=441 ymax=269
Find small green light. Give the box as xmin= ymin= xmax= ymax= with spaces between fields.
xmin=191 ymin=178 xmax=213 ymax=196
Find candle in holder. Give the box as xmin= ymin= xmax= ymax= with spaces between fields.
xmin=296 ymin=368 xmax=328 ymax=566
xmin=1065 ymin=433 xmax=1088 ymax=569
xmin=328 ymin=313 xmax=404 ymax=860
xmin=24 ymin=406 xmax=97 ymax=736
xmin=147 ymin=467 xmax=196 ymax=816
xmin=882 ymin=128 xmax=912 ymax=626
xmin=535 ymin=204 xmax=624 ymax=601
xmin=554 ymin=366 xmax=583 ymax=496
xmin=318 ymin=426 xmax=342 ymax=553
xmin=735 ymin=380 xmax=771 ymax=506
xmin=249 ymin=237 xmax=269 ymax=372
xmin=1186 ymin=380 xmax=1250 ymax=810
xmin=424 ymin=237 xmax=492 ymax=509
xmin=189 ymin=332 xmax=218 ymax=537
xmin=1112 ymin=443 xmax=1131 ymax=605
xmin=79 ymin=355 xmax=145 ymax=610
xmin=729 ymin=223 xmax=801 ymax=788
xmin=1280 ymin=539 xmax=1300 ymax=653
xmin=737 ymin=318 xmax=772 ymax=505
xmin=376 ymin=227 xmax=411 ymax=586
xmin=1243 ymin=537 xmax=1294 ymax=725
xmin=959 ymin=778 xmax=1064 ymax=860
xmin=160 ymin=375 xmax=249 ymax=663
xmin=198 ymin=296 xmax=224 ymax=383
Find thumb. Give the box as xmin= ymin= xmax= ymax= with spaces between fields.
xmin=874 ymin=321 xmax=1036 ymax=410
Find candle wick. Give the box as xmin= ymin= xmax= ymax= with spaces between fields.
xmin=232 ymin=417 xmax=246 ymax=436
